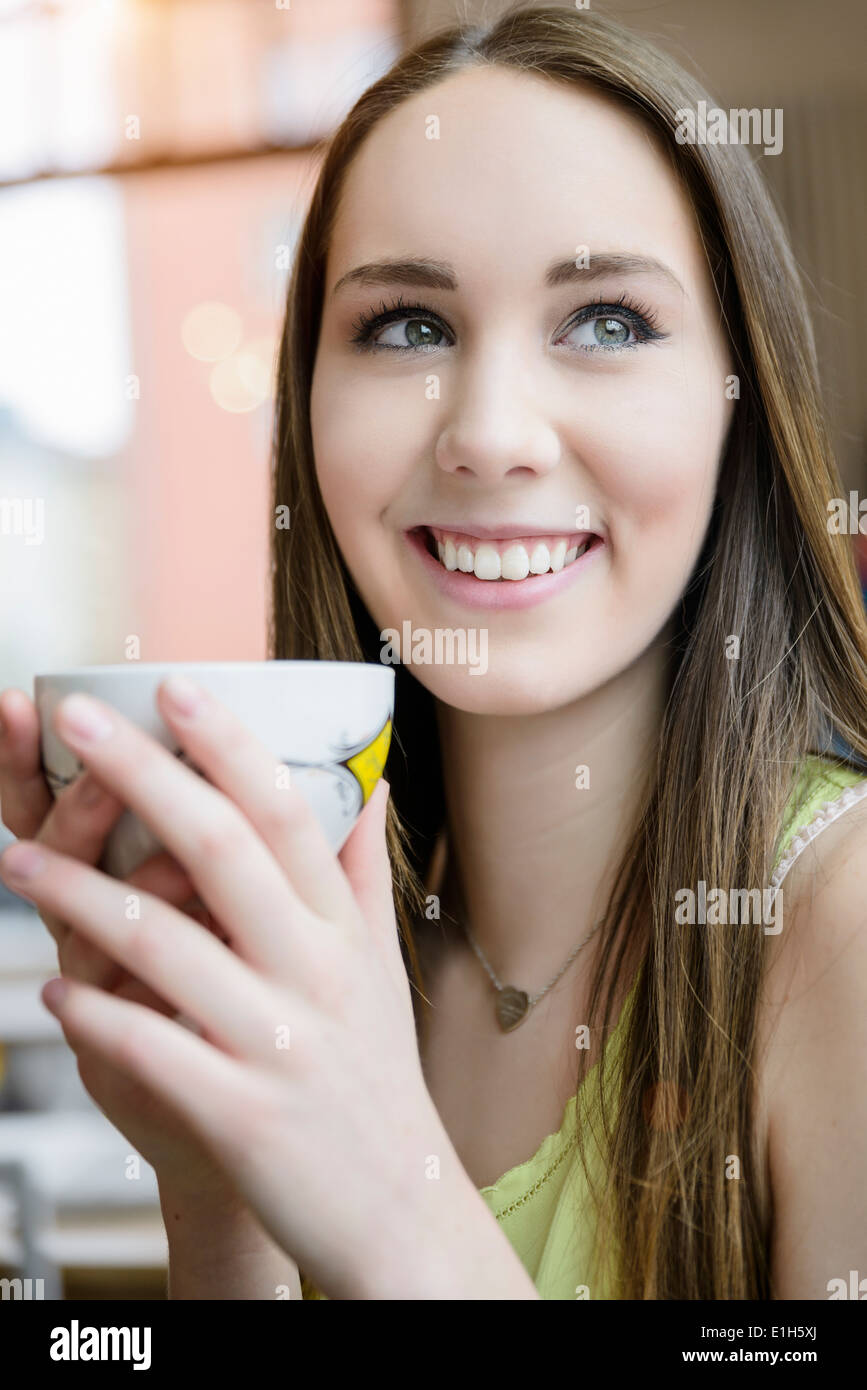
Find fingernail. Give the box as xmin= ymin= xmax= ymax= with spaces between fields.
xmin=162 ymin=675 xmax=205 ymax=717
xmin=1 ymin=842 xmax=46 ymax=879
xmin=59 ymin=693 xmax=113 ymax=742
xmin=42 ymin=977 xmax=68 ymax=1012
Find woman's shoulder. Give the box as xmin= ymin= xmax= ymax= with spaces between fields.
xmin=757 ymin=754 xmax=867 ymax=1295
xmin=756 ymin=753 xmax=867 ymax=1002
xmin=764 ymin=751 xmax=867 ymax=988
xmin=770 ymin=752 xmax=867 ymax=887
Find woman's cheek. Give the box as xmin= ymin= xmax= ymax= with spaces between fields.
xmin=313 ymin=375 xmax=398 ymax=516
xmin=588 ymin=365 xmax=724 ymax=518
xmin=310 ymin=427 xmax=408 ymax=631
xmin=317 ymin=358 xmax=428 ymax=451
xmin=579 ymin=378 xmax=724 ymax=623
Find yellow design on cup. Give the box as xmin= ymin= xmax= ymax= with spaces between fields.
xmin=343 ymin=718 xmax=391 ymax=803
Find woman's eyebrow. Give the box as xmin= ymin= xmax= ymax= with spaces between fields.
xmin=331 ymin=252 xmax=685 ymax=297
xmin=331 ymin=258 xmax=457 ymax=296
xmin=546 ymin=253 xmax=686 ymax=296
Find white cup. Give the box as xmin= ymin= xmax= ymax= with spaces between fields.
xmin=34 ymin=661 xmax=394 ymax=879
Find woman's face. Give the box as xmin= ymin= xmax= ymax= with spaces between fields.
xmin=311 ymin=67 xmax=733 ymax=713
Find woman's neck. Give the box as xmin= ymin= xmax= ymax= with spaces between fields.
xmin=433 ymin=630 xmax=672 ymax=988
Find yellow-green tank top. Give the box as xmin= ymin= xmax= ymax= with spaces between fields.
xmin=301 ymin=755 xmax=867 ymax=1300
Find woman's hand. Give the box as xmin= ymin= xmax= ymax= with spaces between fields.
xmin=0 ymin=688 xmax=250 ymax=1205
xmin=0 ymin=678 xmax=450 ymax=1299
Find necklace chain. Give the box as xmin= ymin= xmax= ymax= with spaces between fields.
xmin=444 ymin=893 xmax=604 ymax=1019
xmin=459 ymin=915 xmax=603 ymax=1005
xmin=436 ymin=853 xmax=605 ymax=1029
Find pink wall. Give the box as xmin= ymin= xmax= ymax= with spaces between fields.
xmin=120 ymin=152 xmax=319 ymax=660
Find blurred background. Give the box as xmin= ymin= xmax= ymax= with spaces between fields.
xmin=0 ymin=0 xmax=864 ymax=1298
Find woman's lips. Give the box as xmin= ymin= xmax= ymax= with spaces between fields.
xmin=404 ymin=526 xmax=604 ymax=611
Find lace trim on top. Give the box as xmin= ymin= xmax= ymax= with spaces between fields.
xmin=769 ymin=778 xmax=867 ymax=892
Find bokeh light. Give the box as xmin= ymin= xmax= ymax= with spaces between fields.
xmin=209 ymin=352 xmax=265 ymax=413
xmin=181 ymin=301 xmax=243 ymax=362
xmin=235 ymin=334 xmax=278 ymax=398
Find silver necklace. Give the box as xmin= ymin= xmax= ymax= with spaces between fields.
xmin=449 ymin=903 xmax=605 ymax=1033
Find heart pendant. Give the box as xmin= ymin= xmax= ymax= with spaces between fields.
xmin=496 ymin=986 xmax=530 ymax=1032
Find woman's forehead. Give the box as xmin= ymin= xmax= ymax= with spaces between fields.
xmin=327 ymin=66 xmax=705 ymax=301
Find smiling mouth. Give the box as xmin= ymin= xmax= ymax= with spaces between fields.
xmin=413 ymin=525 xmax=600 ymax=581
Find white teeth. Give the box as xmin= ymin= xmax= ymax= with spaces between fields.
xmin=473 ymin=543 xmax=501 ymax=580
xmin=529 ymin=542 xmax=550 ymax=574
xmin=428 ymin=531 xmax=593 ymax=580
xmin=501 ymin=544 xmax=530 ymax=581
xmin=456 ymin=543 xmax=475 ymax=572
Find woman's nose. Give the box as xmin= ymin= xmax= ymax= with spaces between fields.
xmin=433 ymin=353 xmax=561 ymax=483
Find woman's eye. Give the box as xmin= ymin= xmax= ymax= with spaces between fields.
xmin=352 ymin=300 xmax=661 ymax=353
xmin=562 ymin=315 xmax=636 ymax=350
xmin=372 ymin=317 xmax=448 ymax=349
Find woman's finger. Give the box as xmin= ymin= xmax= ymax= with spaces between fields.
xmin=41 ymin=977 xmax=256 ymax=1164
xmin=337 ymin=780 xmax=409 ymax=989
xmin=0 ymin=689 xmax=53 ymax=837
xmin=49 ymin=691 xmax=316 ymax=978
xmin=58 ymin=930 xmax=125 ymax=992
xmin=34 ymin=771 xmax=126 ymax=948
xmin=127 ymin=850 xmax=197 ymax=906
xmin=37 ymin=770 xmax=126 ymax=865
xmin=0 ymin=842 xmax=281 ymax=1058
xmin=57 ymin=851 xmax=199 ymax=988
xmin=154 ymin=677 xmax=359 ymax=927
xmin=338 ymin=779 xmax=393 ymax=933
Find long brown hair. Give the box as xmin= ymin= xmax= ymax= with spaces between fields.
xmin=268 ymin=4 xmax=867 ymax=1298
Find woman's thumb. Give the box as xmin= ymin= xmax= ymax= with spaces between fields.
xmin=338 ymin=778 xmax=394 ymax=931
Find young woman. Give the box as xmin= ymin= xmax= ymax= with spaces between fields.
xmin=1 ymin=6 xmax=866 ymax=1300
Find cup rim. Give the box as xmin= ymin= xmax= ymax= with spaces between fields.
xmin=35 ymin=660 xmax=393 ymax=681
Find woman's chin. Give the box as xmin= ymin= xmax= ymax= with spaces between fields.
xmin=401 ymin=659 xmax=611 ymax=717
